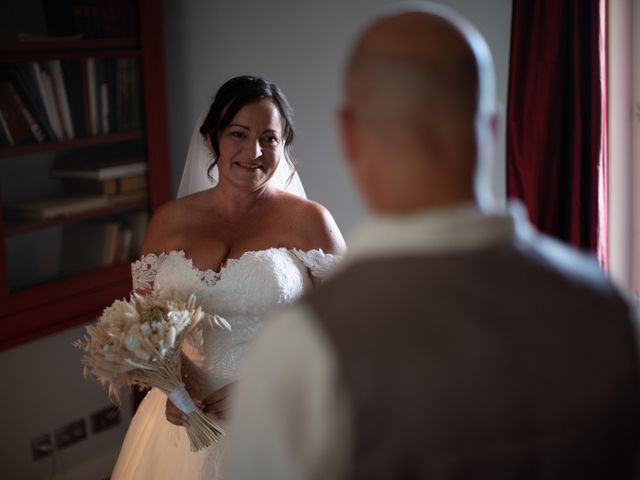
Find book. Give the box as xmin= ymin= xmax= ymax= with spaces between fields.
xmin=0 ymin=109 xmax=13 ymax=146
xmin=40 ymin=69 xmax=67 ymax=139
xmin=5 ymin=194 xmax=110 ymax=221
xmin=105 ymin=57 xmax=117 ymax=132
xmin=114 ymin=58 xmax=123 ymax=131
xmin=30 ymin=62 xmax=63 ymax=140
xmin=115 ymin=225 xmax=133 ymax=264
xmin=126 ymin=211 xmax=149 ymax=258
xmin=100 ymin=81 xmax=109 ymax=133
xmin=85 ymin=57 xmax=98 ymax=135
xmin=46 ymin=60 xmax=74 ymax=139
xmin=94 ymin=57 xmax=104 ymax=133
xmin=129 ymin=57 xmax=141 ymax=129
xmin=42 ymin=0 xmax=76 ymax=37
xmin=0 ymin=83 xmax=35 ymax=145
xmin=119 ymin=57 xmax=129 ymax=131
xmin=1 ymin=81 xmax=46 ymax=143
xmin=63 ymin=174 xmax=147 ymax=194
xmin=59 ymin=221 xmax=120 ymax=276
xmin=50 ymin=157 xmax=148 ymax=180
xmin=61 ymin=61 xmax=87 ymax=138
xmin=107 ymin=190 xmax=147 ymax=206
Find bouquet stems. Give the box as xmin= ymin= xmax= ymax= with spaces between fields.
xmin=139 ymin=368 xmax=224 ymax=452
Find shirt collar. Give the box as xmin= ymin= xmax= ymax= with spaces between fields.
xmin=341 ymin=201 xmax=532 ymax=266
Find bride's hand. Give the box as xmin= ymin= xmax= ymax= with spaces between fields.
xmin=165 ymin=396 xmax=203 ymax=427
xmin=201 ymin=383 xmax=235 ymax=420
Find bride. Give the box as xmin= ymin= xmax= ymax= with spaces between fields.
xmin=111 ymin=76 xmax=345 ymax=479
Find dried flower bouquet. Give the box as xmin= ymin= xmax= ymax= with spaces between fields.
xmin=75 ymin=292 xmax=225 ymax=451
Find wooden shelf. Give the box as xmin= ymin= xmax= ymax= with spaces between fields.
xmin=0 ymin=262 xmax=133 ymax=347
xmin=0 ymin=49 xmax=143 ymax=63
xmin=0 ymin=131 xmax=144 ymax=159
xmin=4 ymin=200 xmax=148 ymax=237
xmin=0 ymin=38 xmax=139 ymax=53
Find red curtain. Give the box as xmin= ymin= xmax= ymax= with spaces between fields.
xmin=506 ymin=0 xmax=607 ymax=254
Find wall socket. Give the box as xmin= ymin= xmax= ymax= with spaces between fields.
xmin=91 ymin=405 xmax=121 ymax=433
xmin=31 ymin=406 xmax=120 ymax=461
xmin=31 ymin=433 xmax=53 ymax=461
xmin=54 ymin=418 xmax=86 ymax=450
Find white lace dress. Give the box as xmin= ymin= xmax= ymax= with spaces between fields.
xmin=111 ymin=247 xmax=340 ymax=480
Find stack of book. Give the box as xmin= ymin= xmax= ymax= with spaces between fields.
xmin=4 ymin=156 xmax=148 ymax=221
xmin=43 ymin=0 xmax=139 ymax=39
xmin=59 ymin=210 xmax=148 ymax=276
xmin=0 ymin=57 xmax=142 ymax=147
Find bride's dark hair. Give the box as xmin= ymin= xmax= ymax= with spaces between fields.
xmin=200 ymin=75 xmax=296 ymax=182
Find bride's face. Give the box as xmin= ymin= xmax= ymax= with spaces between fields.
xmin=214 ymin=99 xmax=285 ymax=191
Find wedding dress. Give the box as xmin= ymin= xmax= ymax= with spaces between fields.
xmin=111 ymin=247 xmax=339 ymax=479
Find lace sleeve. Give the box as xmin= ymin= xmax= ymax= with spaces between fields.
xmin=131 ymin=253 xmax=162 ymax=291
xmin=291 ymin=249 xmax=342 ymax=280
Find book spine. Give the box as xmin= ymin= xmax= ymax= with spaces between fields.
xmin=47 ymin=61 xmax=75 ymax=139
xmin=118 ymin=227 xmax=133 ymax=263
xmin=125 ymin=0 xmax=138 ymax=37
xmin=85 ymin=58 xmax=98 ymax=136
xmin=98 ymin=0 xmax=114 ymax=38
xmin=30 ymin=62 xmax=63 ymax=140
xmin=106 ymin=58 xmax=117 ymax=133
xmin=129 ymin=57 xmax=141 ymax=129
xmin=61 ymin=61 xmax=86 ymax=138
xmin=42 ymin=0 xmax=76 ymax=36
xmin=2 ymin=82 xmax=45 ymax=143
xmin=0 ymin=110 xmax=15 ymax=146
xmin=0 ymin=84 xmax=35 ymax=145
xmin=100 ymin=82 xmax=109 ymax=133
xmin=94 ymin=57 xmax=104 ymax=134
xmin=63 ymin=178 xmax=117 ymax=194
xmin=115 ymin=58 xmax=123 ymax=132
xmin=41 ymin=69 xmax=67 ymax=140
xmin=121 ymin=57 xmax=129 ymax=131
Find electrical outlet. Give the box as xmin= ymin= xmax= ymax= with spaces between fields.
xmin=31 ymin=433 xmax=53 ymax=461
xmin=91 ymin=405 xmax=121 ymax=433
xmin=54 ymin=419 xmax=86 ymax=449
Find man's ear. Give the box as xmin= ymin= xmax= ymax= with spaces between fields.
xmin=338 ymin=106 xmax=357 ymax=166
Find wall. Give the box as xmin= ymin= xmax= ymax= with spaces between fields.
xmin=163 ymin=0 xmax=513 ymax=233
xmin=0 ymin=324 xmax=131 ymax=479
xmin=0 ymin=1 xmax=512 ymax=478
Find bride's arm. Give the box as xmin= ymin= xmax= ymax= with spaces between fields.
xmin=302 ymin=201 xmax=346 ymax=255
xmin=291 ymin=200 xmax=346 ymax=287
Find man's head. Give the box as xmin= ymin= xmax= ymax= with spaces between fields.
xmin=340 ymin=2 xmax=497 ymax=213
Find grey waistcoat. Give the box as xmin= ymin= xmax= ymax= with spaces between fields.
xmin=303 ymin=238 xmax=640 ymax=479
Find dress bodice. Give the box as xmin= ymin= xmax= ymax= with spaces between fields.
xmin=131 ymin=248 xmax=340 ymax=395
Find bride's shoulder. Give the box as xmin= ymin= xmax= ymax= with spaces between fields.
xmin=273 ymin=191 xmax=346 ymax=254
xmin=141 ymin=194 xmax=203 ymax=253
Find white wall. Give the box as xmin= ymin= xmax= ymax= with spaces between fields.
xmin=0 ymin=324 xmax=131 ymax=480
xmin=163 ymin=0 xmax=513 ymax=234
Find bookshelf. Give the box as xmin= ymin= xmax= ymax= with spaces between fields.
xmin=0 ymin=0 xmax=171 ymax=350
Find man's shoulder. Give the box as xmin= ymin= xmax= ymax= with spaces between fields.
xmin=521 ymin=231 xmax=618 ymax=299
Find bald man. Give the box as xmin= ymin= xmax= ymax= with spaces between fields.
xmin=224 ymin=3 xmax=640 ymax=479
